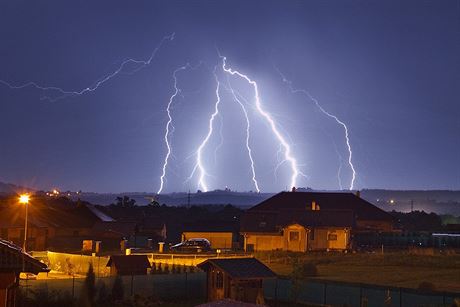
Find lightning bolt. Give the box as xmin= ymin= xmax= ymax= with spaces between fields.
xmin=275 ymin=68 xmax=356 ymax=190
xmin=157 ymin=64 xmax=189 ymax=194
xmin=224 ymin=79 xmax=261 ymax=193
xmin=0 ymin=33 xmax=175 ymax=102
xmin=189 ymin=68 xmax=222 ymax=192
xmin=221 ymin=56 xmax=300 ymax=190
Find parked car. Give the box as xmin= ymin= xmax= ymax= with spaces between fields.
xmin=170 ymin=238 xmax=211 ymax=253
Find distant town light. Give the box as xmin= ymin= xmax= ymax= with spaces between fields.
xmin=19 ymin=194 xmax=30 ymax=204
xmin=390 ymin=199 xmax=395 ymax=204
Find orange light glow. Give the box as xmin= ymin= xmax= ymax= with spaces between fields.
xmin=19 ymin=194 xmax=30 ymax=204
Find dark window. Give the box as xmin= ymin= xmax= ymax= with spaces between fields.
xmin=328 ymin=233 xmax=338 ymax=241
xmin=289 ymin=231 xmax=299 ymax=241
xmin=310 ymin=229 xmax=315 ymax=240
xmin=216 ymin=271 xmax=223 ymax=288
xmin=246 ymin=244 xmax=254 ymax=252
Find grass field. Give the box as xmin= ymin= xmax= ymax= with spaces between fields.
xmin=256 ymin=251 xmax=460 ymax=293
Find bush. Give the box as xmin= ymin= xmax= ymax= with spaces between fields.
xmin=112 ymin=275 xmax=124 ymax=301
xmin=292 ymin=261 xmax=318 ymax=279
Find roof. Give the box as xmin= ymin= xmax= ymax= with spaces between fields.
xmin=248 ymin=191 xmax=394 ymax=221
xmin=92 ymin=221 xmax=137 ymax=237
xmin=0 ymin=196 xmax=109 ymax=229
xmin=106 ymin=255 xmax=151 ymax=270
xmin=240 ymin=209 xmax=354 ymax=233
xmin=0 ymin=239 xmax=49 ymax=274
xmin=198 ymin=258 xmax=276 ymax=279
xmin=85 ymin=204 xmax=115 ymax=222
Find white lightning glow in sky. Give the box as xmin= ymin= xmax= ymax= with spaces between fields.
xmin=222 ymin=56 xmax=300 ymax=190
xmin=157 ymin=64 xmax=190 ymax=194
xmin=189 ymin=69 xmax=222 ymax=192
xmin=224 ymin=80 xmax=261 ymax=192
xmin=276 ymin=68 xmax=356 ymax=190
xmin=0 ymin=33 xmax=174 ymax=102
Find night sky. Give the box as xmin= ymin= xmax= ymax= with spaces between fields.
xmin=0 ymin=0 xmax=459 ymax=193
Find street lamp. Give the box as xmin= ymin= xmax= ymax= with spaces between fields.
xmin=18 ymin=194 xmax=30 ymax=252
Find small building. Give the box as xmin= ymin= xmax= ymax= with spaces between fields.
xmin=240 ymin=191 xmax=395 ymax=252
xmin=182 ymin=221 xmax=238 ymax=250
xmin=197 ymin=258 xmax=276 ymax=305
xmin=106 ymin=255 xmax=151 ymax=276
xmin=0 ymin=239 xmax=49 ymax=307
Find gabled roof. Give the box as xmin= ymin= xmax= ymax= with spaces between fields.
xmin=240 ymin=209 xmax=354 ymax=233
xmin=198 ymin=258 xmax=276 ymax=279
xmin=0 ymin=239 xmax=49 ymax=274
xmin=92 ymin=221 xmax=137 ymax=237
xmin=0 ymin=196 xmax=111 ymax=229
xmin=106 ymin=255 xmax=151 ymax=270
xmin=248 ymin=191 xmax=393 ymax=221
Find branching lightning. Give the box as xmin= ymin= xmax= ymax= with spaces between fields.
xmin=225 ymin=79 xmax=261 ymax=192
xmin=0 ymin=33 xmax=175 ymax=102
xmin=222 ymin=56 xmax=300 ymax=190
xmin=157 ymin=64 xmax=189 ymax=194
xmin=276 ymin=68 xmax=357 ymax=190
xmin=189 ymin=68 xmax=222 ymax=192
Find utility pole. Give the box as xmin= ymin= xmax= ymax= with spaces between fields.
xmin=187 ymin=190 xmax=191 ymax=208
xmin=410 ymin=200 xmax=414 ymax=212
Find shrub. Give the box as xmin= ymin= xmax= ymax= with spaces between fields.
xmin=292 ymin=261 xmax=318 ymax=279
xmin=112 ymin=275 xmax=124 ymax=301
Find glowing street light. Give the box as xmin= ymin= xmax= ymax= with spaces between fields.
xmin=19 ymin=194 xmax=30 ymax=204
xmin=18 ymin=194 xmax=30 ymax=252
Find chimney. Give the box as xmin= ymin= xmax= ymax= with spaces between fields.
xmin=356 ymin=190 xmax=361 ymax=198
xmin=291 ymin=187 xmax=296 ymax=192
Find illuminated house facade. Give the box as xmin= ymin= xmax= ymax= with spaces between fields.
xmin=240 ymin=191 xmax=395 ymax=252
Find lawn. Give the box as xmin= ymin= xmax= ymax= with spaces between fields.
xmin=256 ymin=251 xmax=460 ymax=293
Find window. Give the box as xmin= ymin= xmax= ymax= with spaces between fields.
xmin=289 ymin=231 xmax=299 ymax=241
xmin=328 ymin=232 xmax=338 ymax=241
xmin=309 ymin=229 xmax=315 ymax=240
xmin=216 ymin=271 xmax=223 ymax=289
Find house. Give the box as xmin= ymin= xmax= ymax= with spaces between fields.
xmin=182 ymin=221 xmax=238 ymax=249
xmin=0 ymin=239 xmax=49 ymax=307
xmin=0 ymin=195 xmax=113 ymax=251
xmin=198 ymin=258 xmax=276 ymax=305
xmin=106 ymin=255 xmax=151 ymax=276
xmin=240 ymin=191 xmax=395 ymax=252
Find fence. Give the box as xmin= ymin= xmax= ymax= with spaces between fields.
xmin=264 ymin=278 xmax=460 ymax=307
xmin=19 ymin=272 xmax=207 ymax=302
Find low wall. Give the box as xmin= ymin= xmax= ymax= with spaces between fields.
xmin=46 ymin=251 xmax=111 ymax=277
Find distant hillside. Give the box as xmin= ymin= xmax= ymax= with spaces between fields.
xmin=74 ymin=190 xmax=274 ymax=207
xmin=72 ymin=189 xmax=460 ymax=215
xmin=2 ymin=181 xmax=459 ymax=215
xmin=0 ymin=182 xmax=34 ymax=194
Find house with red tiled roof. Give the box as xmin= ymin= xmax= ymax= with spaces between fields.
xmin=240 ymin=191 xmax=395 ymax=252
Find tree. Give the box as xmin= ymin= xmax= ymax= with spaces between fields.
xmin=79 ymin=263 xmax=96 ymax=306
xmin=114 ymin=196 xmax=136 ymax=208
xmin=111 ymin=275 xmax=124 ymax=301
